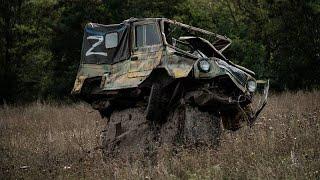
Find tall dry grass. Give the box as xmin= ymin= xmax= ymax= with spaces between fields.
xmin=0 ymin=92 xmax=319 ymax=179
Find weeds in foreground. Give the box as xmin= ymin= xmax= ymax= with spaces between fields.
xmin=0 ymin=91 xmax=319 ymax=179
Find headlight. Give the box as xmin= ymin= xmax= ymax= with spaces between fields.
xmin=198 ymin=59 xmax=211 ymax=72
xmin=247 ymin=80 xmax=257 ymax=92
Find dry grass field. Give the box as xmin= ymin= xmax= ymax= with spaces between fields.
xmin=0 ymin=91 xmax=319 ymax=179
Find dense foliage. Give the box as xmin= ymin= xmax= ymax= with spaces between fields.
xmin=0 ymin=0 xmax=319 ymax=102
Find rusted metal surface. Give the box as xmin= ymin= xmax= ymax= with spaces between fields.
xmin=72 ymin=17 xmax=269 ymax=132
xmin=71 ymin=18 xmax=243 ymax=94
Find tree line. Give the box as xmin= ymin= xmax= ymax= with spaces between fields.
xmin=0 ymin=0 xmax=319 ymax=103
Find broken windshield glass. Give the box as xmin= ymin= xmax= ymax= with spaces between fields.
xmin=163 ymin=21 xmax=226 ymax=60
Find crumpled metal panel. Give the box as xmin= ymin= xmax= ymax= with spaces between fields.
xmin=193 ymin=58 xmax=251 ymax=93
xmin=160 ymin=47 xmax=195 ymax=78
xmin=103 ymin=47 xmax=163 ymax=90
xmin=71 ymin=64 xmax=111 ymax=94
xmin=128 ymin=46 xmax=162 ymax=77
xmin=71 ymin=75 xmax=88 ymax=94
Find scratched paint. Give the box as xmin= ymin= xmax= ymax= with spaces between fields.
xmin=71 ymin=18 xmax=254 ymax=95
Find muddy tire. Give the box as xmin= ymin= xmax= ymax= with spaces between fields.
xmin=146 ymin=83 xmax=164 ymax=122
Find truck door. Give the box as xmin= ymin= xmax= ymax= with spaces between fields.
xmin=128 ymin=22 xmax=163 ymax=78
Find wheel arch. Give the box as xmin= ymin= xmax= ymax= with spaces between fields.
xmin=140 ymin=68 xmax=175 ymax=88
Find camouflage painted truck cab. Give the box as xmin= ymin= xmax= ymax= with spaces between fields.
xmin=72 ymin=18 xmax=269 ymax=130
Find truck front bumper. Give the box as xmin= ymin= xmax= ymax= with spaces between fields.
xmin=188 ymin=79 xmax=269 ymax=127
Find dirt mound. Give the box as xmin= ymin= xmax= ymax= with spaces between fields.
xmin=100 ymin=105 xmax=221 ymax=158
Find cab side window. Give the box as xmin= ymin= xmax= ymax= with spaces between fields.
xmin=135 ymin=25 xmax=144 ymax=47
xmin=146 ymin=24 xmax=160 ymax=46
xmin=135 ymin=23 xmax=160 ymax=48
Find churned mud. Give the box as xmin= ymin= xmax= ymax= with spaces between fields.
xmin=101 ymin=105 xmax=221 ymax=158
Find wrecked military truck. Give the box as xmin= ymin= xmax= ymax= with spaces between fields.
xmin=72 ymin=18 xmax=269 ymax=152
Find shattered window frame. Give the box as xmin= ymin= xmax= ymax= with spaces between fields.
xmin=161 ymin=20 xmax=232 ymax=60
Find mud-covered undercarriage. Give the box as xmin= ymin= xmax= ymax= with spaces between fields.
xmin=71 ymin=18 xmax=269 ymax=157
xmin=77 ymin=72 xmax=267 ymax=131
